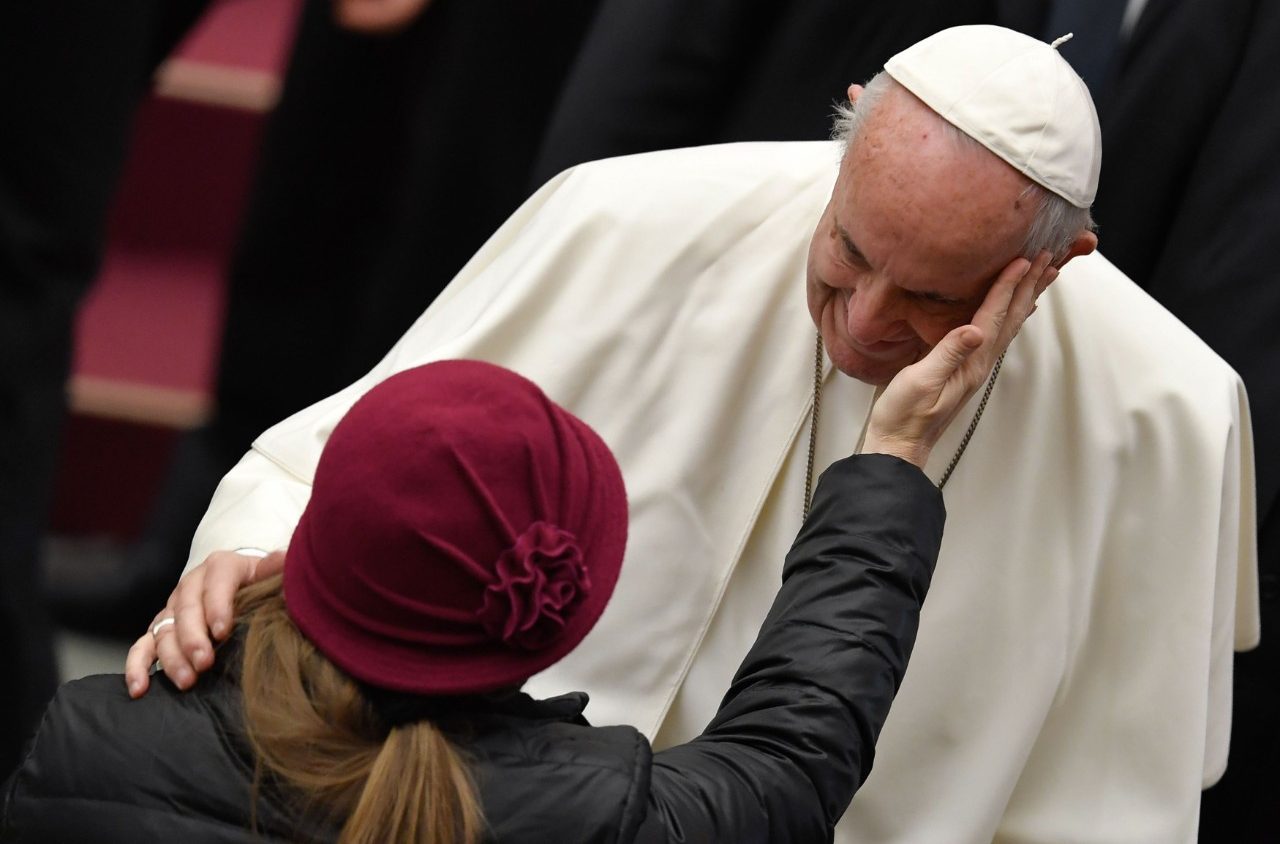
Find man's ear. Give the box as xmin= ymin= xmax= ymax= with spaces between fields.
xmin=847 ymin=83 xmax=865 ymax=106
xmin=1055 ymin=230 xmax=1098 ymax=268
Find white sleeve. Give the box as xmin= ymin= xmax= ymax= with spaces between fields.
xmin=180 ymin=164 xmax=581 ymax=577
xmin=176 ymin=142 xmax=835 ymax=586
xmin=183 ymin=449 xmax=312 ymax=575
xmin=1203 ymin=375 xmax=1261 ymax=786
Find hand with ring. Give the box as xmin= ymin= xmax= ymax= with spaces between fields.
xmin=124 ymin=549 xmax=285 ymax=698
xmin=150 ymin=616 xmax=176 ymax=639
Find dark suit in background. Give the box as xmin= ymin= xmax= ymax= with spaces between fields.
xmin=183 ymin=0 xmax=603 ymax=536
xmin=1096 ymin=3 xmax=1280 ymax=839
xmin=531 ymin=0 xmax=1002 ymax=185
xmin=1007 ymin=0 xmax=1279 ymax=838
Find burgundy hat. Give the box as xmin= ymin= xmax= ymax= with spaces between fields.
xmin=283 ymin=360 xmax=628 ymax=695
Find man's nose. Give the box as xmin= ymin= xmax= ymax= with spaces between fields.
xmin=846 ymin=278 xmax=903 ymax=345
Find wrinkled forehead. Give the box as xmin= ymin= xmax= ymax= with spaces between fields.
xmin=837 ymin=102 xmax=1036 ymax=288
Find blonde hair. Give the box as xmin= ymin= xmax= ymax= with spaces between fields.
xmin=235 ymin=576 xmax=483 ymax=844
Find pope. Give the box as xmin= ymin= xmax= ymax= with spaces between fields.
xmin=126 ymin=25 xmax=1256 ymax=843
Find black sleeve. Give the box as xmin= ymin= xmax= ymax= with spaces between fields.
xmin=639 ymin=453 xmax=944 ymax=843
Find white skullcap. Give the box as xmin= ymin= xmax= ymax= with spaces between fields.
xmin=884 ymin=25 xmax=1101 ymax=208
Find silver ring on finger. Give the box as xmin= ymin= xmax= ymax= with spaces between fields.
xmin=151 ymin=617 xmax=177 ymax=639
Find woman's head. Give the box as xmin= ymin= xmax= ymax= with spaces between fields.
xmin=284 ymin=359 xmax=629 ymax=694
xmin=236 ymin=361 xmax=628 ymax=843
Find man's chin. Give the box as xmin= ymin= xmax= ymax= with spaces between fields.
xmin=826 ymin=344 xmax=909 ymax=386
xmin=835 ymin=363 xmax=897 ymax=386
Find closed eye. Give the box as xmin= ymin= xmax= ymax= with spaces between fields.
xmin=838 ymin=229 xmax=870 ymax=266
xmin=838 ymin=223 xmax=968 ymax=307
xmin=907 ymin=289 xmax=966 ymax=306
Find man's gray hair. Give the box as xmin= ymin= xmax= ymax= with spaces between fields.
xmin=832 ymin=72 xmax=1095 ymax=261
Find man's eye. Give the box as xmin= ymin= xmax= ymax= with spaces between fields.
xmin=907 ymin=290 xmax=962 ymax=307
xmin=842 ymin=247 xmax=868 ymax=267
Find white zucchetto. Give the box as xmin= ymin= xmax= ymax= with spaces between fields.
xmin=885 ymin=24 xmax=1102 ymax=208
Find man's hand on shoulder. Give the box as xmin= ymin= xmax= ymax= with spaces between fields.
xmin=123 ymin=549 xmax=285 ymax=698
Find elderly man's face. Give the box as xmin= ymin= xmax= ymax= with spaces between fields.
xmin=806 ymin=86 xmax=1039 ymax=385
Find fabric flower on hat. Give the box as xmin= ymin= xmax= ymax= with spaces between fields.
xmin=478 ymin=522 xmax=591 ymax=651
xmin=283 ymin=359 xmax=628 ymax=696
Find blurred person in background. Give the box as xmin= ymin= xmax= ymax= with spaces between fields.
xmin=40 ymin=0 xmax=600 ymax=629
xmin=1 ymin=0 xmax=598 ymax=778
xmin=0 ymin=0 xmax=209 ymax=779
xmin=528 ymin=0 xmax=1010 ymax=184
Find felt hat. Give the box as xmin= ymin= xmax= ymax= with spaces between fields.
xmin=283 ymin=360 xmax=628 ymax=695
xmin=885 ymin=24 xmax=1102 ymax=208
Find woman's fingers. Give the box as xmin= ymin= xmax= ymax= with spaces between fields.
xmin=1003 ymin=254 xmax=1056 ymax=341
xmin=968 ymin=250 xmax=1056 ymax=377
xmin=974 ymin=252 xmax=1050 ymax=338
xmin=923 ymin=324 xmax=984 ymax=381
xmin=969 ymin=256 xmax=1030 ymax=347
xmin=865 ymin=325 xmax=986 ymax=466
xmin=863 ymin=250 xmax=1059 ymax=467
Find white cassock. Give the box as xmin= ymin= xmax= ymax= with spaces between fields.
xmin=187 ymin=142 xmax=1259 ymax=843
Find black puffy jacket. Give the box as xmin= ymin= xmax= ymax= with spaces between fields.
xmin=3 ymin=454 xmax=943 ymax=843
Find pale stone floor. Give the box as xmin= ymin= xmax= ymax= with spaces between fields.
xmin=55 ymin=629 xmax=132 ymax=682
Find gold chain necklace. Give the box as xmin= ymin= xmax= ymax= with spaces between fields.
xmin=803 ymin=332 xmax=1004 ymax=519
